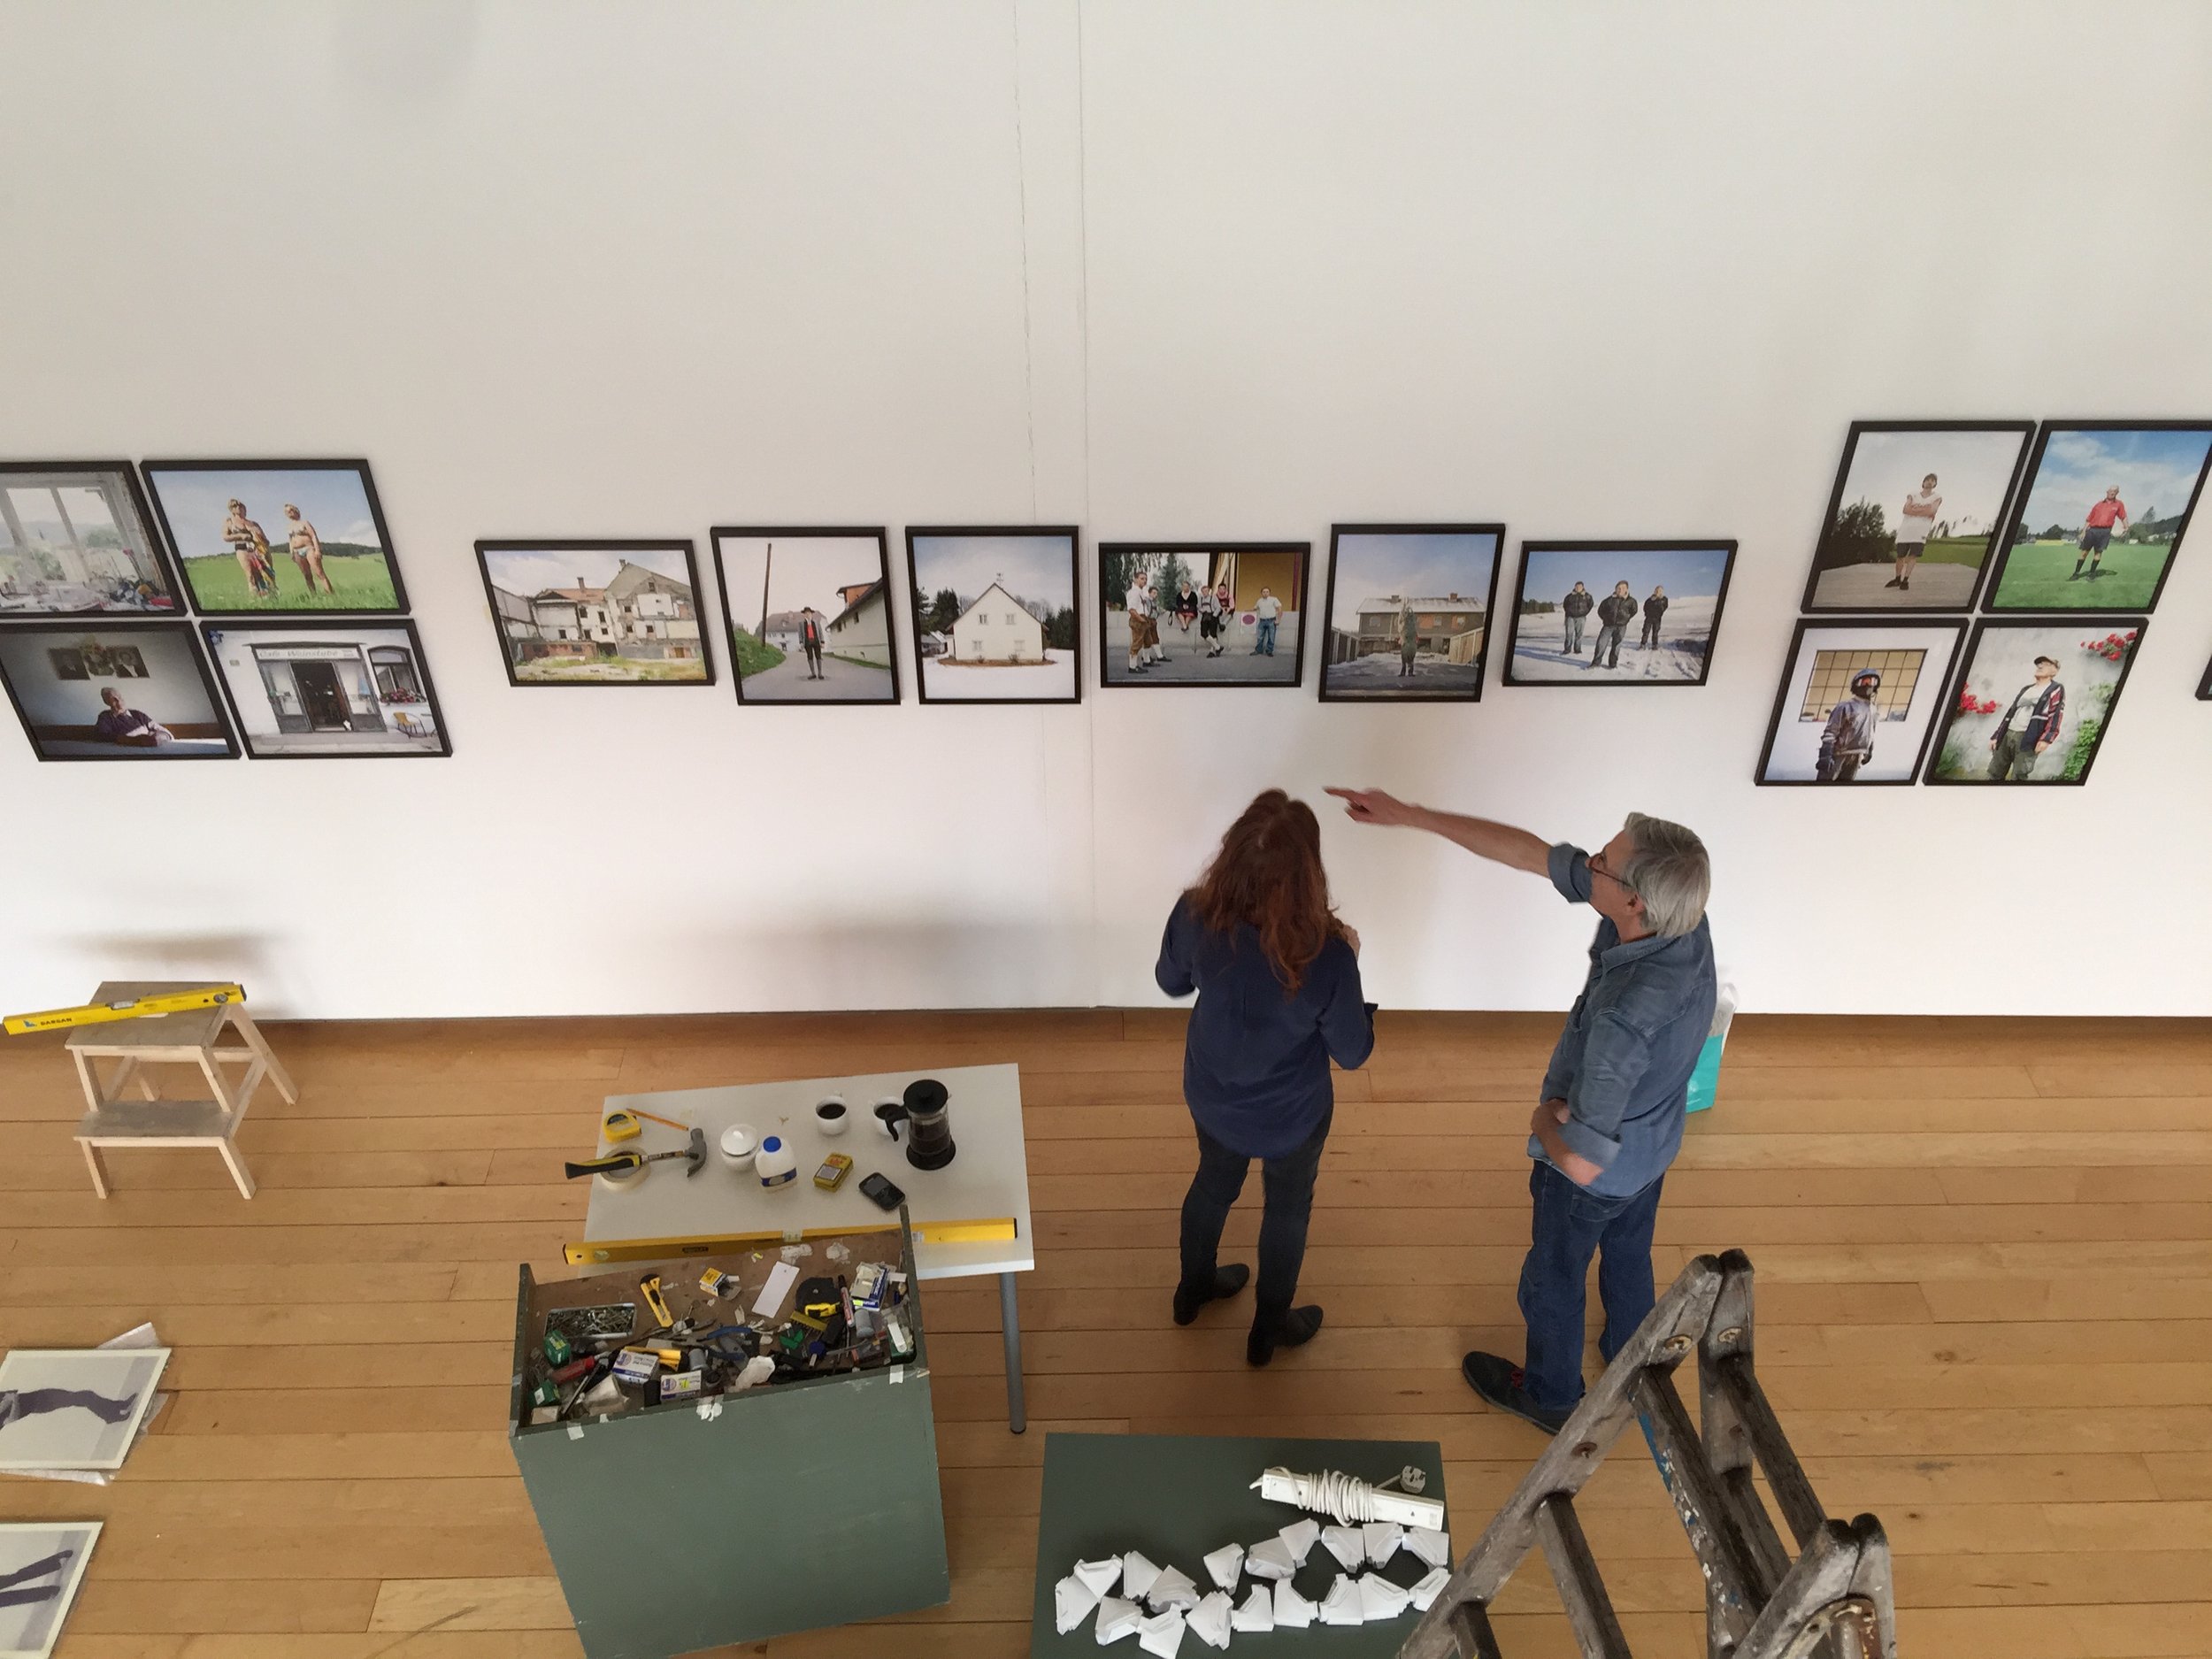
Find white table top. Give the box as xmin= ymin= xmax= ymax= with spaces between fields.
xmin=585 ymin=1063 xmax=1034 ymax=1280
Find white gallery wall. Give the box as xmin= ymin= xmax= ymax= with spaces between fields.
xmin=3 ymin=0 xmax=2208 ymax=1019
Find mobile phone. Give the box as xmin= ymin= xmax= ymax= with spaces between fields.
xmin=858 ymin=1172 xmax=904 ymax=1211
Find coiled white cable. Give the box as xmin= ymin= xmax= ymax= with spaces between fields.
xmin=1250 ymin=1464 xmax=1446 ymax=1530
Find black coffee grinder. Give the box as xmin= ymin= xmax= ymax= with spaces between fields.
xmin=874 ymin=1078 xmax=956 ymax=1171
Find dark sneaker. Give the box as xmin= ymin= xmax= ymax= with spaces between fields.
xmin=1460 ymin=1350 xmax=1572 ymax=1434
xmin=1883 ymin=578 xmax=1902 ymax=588
xmin=1247 ymin=1304 xmax=1323 ymax=1366
xmin=1172 ymin=1263 xmax=1249 ymax=1326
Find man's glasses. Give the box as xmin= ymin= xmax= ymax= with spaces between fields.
xmin=1587 ymin=853 xmax=1637 ymax=894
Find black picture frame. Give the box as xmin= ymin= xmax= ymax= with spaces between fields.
xmin=199 ymin=617 xmax=452 ymax=759
xmin=1921 ymin=617 xmax=2147 ymax=787
xmin=474 ymin=539 xmax=716 ymax=689
xmin=1752 ymin=617 xmax=1967 ymax=787
xmin=140 ymin=457 xmax=408 ymax=617
xmin=904 ymin=526 xmax=1081 ymax=705
xmin=1316 ymin=523 xmax=1507 ymax=703
xmin=0 ymin=619 xmax=238 ymax=763
xmin=2199 ymin=654 xmax=2212 ymax=702
xmin=0 ymin=460 xmax=188 ymax=619
xmin=1799 ymin=420 xmax=2035 ymax=614
xmin=710 ymin=526 xmax=901 ymax=707
xmin=1981 ymin=419 xmax=2212 ymax=615
xmin=1097 ymin=541 xmax=1313 ymax=690
xmin=1501 ymin=540 xmax=1739 ymax=688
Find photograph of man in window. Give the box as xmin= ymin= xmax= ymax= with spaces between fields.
xmin=1815 ymin=669 xmax=1880 ymax=782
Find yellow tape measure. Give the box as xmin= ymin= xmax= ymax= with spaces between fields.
xmin=4 ymin=983 xmax=247 ymax=1037
xmin=563 ymin=1217 xmax=1018 ymax=1266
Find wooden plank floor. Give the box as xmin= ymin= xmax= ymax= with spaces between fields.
xmin=3 ymin=1010 xmax=2209 ymax=1658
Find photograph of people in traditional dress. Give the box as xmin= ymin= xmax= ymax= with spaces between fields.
xmin=1984 ymin=423 xmax=2212 ymax=612
xmin=1801 ymin=423 xmax=2033 ymax=611
xmin=1100 ymin=542 xmax=1309 ymax=687
xmin=0 ymin=623 xmax=237 ymax=762
xmin=906 ymin=527 xmax=1079 ymax=703
xmin=478 ymin=541 xmax=712 ymax=686
xmin=1318 ymin=525 xmax=1502 ymax=702
xmin=1925 ymin=620 xmax=2146 ymax=786
xmin=1755 ymin=620 xmax=1965 ymax=785
xmin=0 ymin=1524 xmax=101 ymax=1659
xmin=1504 ymin=541 xmax=1736 ymax=686
xmin=0 ymin=1349 xmax=167 ymax=1471
xmin=0 ymin=463 xmax=181 ymax=616
xmin=141 ymin=460 xmax=405 ymax=614
xmin=712 ymin=529 xmax=898 ymax=704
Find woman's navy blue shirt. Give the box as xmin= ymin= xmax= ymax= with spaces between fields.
xmin=1154 ymin=895 xmax=1377 ymax=1158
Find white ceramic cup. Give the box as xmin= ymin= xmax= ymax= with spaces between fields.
xmin=719 ymin=1124 xmax=758 ymax=1169
xmin=814 ymin=1096 xmax=850 ymax=1137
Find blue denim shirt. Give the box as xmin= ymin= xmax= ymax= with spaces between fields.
xmin=1529 ymin=843 xmax=1717 ymax=1198
xmin=1156 ymin=895 xmax=1376 ymax=1159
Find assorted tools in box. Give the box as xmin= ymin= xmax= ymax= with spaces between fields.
xmin=518 ymin=1237 xmax=915 ymax=1429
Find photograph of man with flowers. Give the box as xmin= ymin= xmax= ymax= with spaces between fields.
xmin=1925 ymin=619 xmax=2146 ymax=786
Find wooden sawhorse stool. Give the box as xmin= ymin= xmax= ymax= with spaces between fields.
xmin=66 ymin=980 xmax=296 ymax=1200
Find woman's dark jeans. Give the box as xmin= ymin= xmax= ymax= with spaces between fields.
xmin=1178 ymin=1110 xmax=1331 ymax=1320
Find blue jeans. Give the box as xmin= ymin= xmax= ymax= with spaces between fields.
xmin=1256 ymin=618 xmax=1278 ymax=655
xmin=1563 ymin=614 xmax=1585 ymax=653
xmin=1517 ymin=1161 xmax=1665 ymax=1415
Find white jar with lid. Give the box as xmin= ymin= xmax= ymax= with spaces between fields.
xmin=754 ymin=1133 xmax=798 ymax=1191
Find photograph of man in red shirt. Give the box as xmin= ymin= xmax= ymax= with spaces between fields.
xmin=2070 ymin=487 xmax=2128 ymax=582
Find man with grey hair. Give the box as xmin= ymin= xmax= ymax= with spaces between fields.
xmin=1325 ymin=787 xmax=1717 ymax=1433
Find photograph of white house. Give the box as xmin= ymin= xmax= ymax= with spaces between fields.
xmin=202 ymin=622 xmax=449 ymax=757
xmin=475 ymin=542 xmax=710 ymax=685
xmin=906 ymin=528 xmax=1078 ymax=703
xmin=711 ymin=529 xmax=899 ymax=704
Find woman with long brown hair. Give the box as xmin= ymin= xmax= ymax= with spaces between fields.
xmin=1156 ymin=790 xmax=1375 ymax=1365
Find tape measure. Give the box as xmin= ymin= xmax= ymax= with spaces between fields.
xmin=4 ymin=983 xmax=247 ymax=1037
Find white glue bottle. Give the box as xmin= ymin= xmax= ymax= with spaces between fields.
xmin=754 ymin=1133 xmax=799 ymax=1192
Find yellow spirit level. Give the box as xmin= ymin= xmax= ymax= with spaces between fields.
xmin=4 ymin=983 xmax=247 ymax=1037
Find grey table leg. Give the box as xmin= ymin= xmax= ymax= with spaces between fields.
xmin=999 ymin=1270 xmax=1027 ymax=1434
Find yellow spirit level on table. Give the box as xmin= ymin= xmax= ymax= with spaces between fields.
xmin=563 ymin=1216 xmax=1018 ymax=1266
xmin=3 ymin=983 xmax=247 ymax=1037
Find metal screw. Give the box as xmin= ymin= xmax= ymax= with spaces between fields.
xmin=1717 ymin=1326 xmax=1742 ymax=1343
xmin=1663 ymin=1333 xmax=1694 ymax=1355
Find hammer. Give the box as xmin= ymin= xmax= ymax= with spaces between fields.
xmin=565 ymin=1125 xmax=706 ymax=1181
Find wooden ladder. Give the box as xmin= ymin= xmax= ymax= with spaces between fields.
xmin=1400 ymin=1249 xmax=1896 ymax=1659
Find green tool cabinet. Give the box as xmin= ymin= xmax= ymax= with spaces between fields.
xmin=508 ymin=1218 xmax=950 ymax=1658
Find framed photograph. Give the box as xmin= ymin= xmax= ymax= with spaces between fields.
xmin=1754 ymin=618 xmax=1966 ymax=785
xmin=1801 ymin=421 xmax=2034 ymax=611
xmin=1502 ymin=541 xmax=1738 ymax=686
xmin=475 ymin=541 xmax=711 ymax=687
xmin=1099 ymin=541 xmax=1310 ymax=688
xmin=140 ymin=459 xmax=405 ymax=615
xmin=0 ymin=622 xmax=237 ymax=761
xmin=201 ymin=619 xmax=450 ymax=757
xmin=1924 ymin=618 xmax=2147 ymax=786
xmin=1983 ymin=421 xmax=2212 ymax=613
xmin=0 ymin=1523 xmax=100 ymax=1659
xmin=905 ymin=526 xmax=1079 ymax=703
xmin=710 ymin=527 xmax=899 ymax=705
xmin=0 ymin=462 xmax=182 ymax=616
xmin=1317 ymin=525 xmax=1504 ymax=703
xmin=0 ymin=1348 xmax=168 ymax=1471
